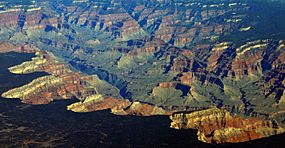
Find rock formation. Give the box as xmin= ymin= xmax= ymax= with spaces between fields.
xmin=67 ymin=97 xmax=168 ymax=116
xmin=0 ymin=43 xmax=167 ymax=116
xmin=170 ymin=108 xmax=285 ymax=144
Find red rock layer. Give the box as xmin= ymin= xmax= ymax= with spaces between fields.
xmin=170 ymin=108 xmax=284 ymax=144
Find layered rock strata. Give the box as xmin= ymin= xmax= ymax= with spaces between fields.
xmin=170 ymin=108 xmax=285 ymax=144
xmin=0 ymin=43 xmax=166 ymax=116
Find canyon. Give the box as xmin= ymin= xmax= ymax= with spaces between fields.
xmin=0 ymin=0 xmax=285 ymax=144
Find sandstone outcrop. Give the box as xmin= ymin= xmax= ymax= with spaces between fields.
xmin=170 ymin=108 xmax=285 ymax=144
xmin=67 ymin=97 xmax=168 ymax=116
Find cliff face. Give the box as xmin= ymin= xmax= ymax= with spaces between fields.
xmin=0 ymin=10 xmax=19 ymax=28
xmin=170 ymin=108 xmax=285 ymax=144
xmin=67 ymin=97 xmax=168 ymax=116
xmin=1 ymin=49 xmax=95 ymax=104
xmin=0 ymin=8 xmax=57 ymax=30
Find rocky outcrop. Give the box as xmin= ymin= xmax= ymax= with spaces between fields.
xmin=67 ymin=96 xmax=130 ymax=113
xmin=2 ymin=75 xmax=66 ymax=104
xmin=67 ymin=97 xmax=168 ymax=116
xmin=7 ymin=51 xmax=71 ymax=75
xmin=1 ymin=73 xmax=97 ymax=104
xmin=170 ymin=108 xmax=285 ymax=144
xmin=0 ymin=44 xmax=99 ymax=104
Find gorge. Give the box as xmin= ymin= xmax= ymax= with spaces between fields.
xmin=0 ymin=0 xmax=285 ymax=146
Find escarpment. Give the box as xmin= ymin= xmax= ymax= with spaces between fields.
xmin=1 ymin=45 xmax=97 ymax=104
xmin=67 ymin=97 xmax=169 ymax=116
xmin=0 ymin=43 xmax=168 ymax=116
xmin=170 ymin=108 xmax=285 ymax=144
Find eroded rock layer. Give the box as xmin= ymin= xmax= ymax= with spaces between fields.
xmin=0 ymin=43 xmax=167 ymax=116
xmin=170 ymin=108 xmax=285 ymax=143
